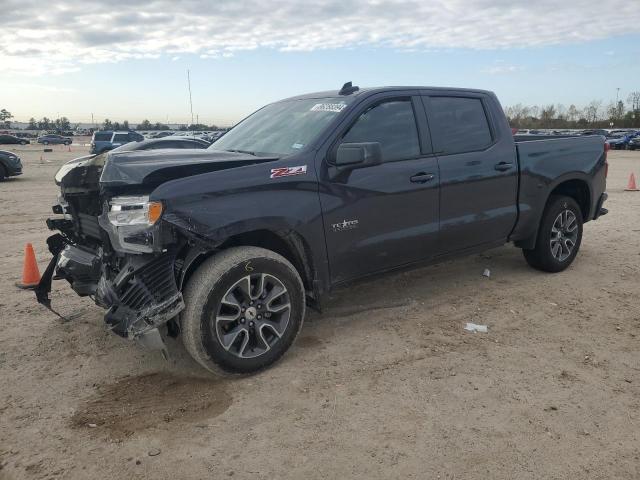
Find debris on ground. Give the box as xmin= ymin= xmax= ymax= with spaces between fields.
xmin=148 ymin=448 xmax=161 ymax=457
xmin=483 ymin=268 xmax=491 ymax=278
xmin=464 ymin=323 xmax=488 ymax=333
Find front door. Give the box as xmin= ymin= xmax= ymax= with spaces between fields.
xmin=318 ymin=96 xmax=440 ymax=284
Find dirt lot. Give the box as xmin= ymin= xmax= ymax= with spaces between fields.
xmin=1 ymin=143 xmax=639 ymax=479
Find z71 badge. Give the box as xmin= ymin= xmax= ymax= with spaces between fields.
xmin=270 ymin=165 xmax=308 ymax=179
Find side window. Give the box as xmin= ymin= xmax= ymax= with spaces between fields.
xmin=94 ymin=132 xmax=111 ymax=142
xmin=113 ymin=133 xmax=130 ymax=143
xmin=427 ymin=97 xmax=492 ymax=154
xmin=341 ymin=99 xmax=420 ymax=162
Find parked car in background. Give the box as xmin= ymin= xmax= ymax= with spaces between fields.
xmin=13 ymin=132 xmax=37 ymax=139
xmin=37 ymin=134 xmax=72 ymax=146
xmin=110 ymin=136 xmax=210 ymax=153
xmin=605 ymin=132 xmax=637 ymax=150
xmin=628 ymin=135 xmax=640 ymax=150
xmin=0 ymin=150 xmax=23 ymax=180
xmin=90 ymin=130 xmax=144 ymax=154
xmin=148 ymin=131 xmax=174 ymax=139
xmin=581 ymin=129 xmax=609 ymax=136
xmin=0 ymin=134 xmax=30 ymax=145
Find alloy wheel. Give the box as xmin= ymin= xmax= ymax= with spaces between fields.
xmin=550 ymin=209 xmax=579 ymax=262
xmin=214 ymin=273 xmax=291 ymax=358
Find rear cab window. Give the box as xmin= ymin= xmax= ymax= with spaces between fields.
xmin=423 ymin=96 xmax=493 ymax=155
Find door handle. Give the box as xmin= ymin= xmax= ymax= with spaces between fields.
xmin=410 ymin=172 xmax=435 ymax=183
xmin=494 ymin=162 xmax=513 ymax=171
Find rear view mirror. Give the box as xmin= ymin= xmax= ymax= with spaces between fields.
xmin=335 ymin=142 xmax=382 ymax=169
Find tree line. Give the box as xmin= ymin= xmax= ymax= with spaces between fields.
xmin=1 ymin=109 xmax=222 ymax=132
xmin=506 ymin=92 xmax=640 ymax=129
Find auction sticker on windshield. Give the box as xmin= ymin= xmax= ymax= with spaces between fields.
xmin=270 ymin=165 xmax=308 ymax=179
xmin=310 ymin=103 xmax=347 ymax=113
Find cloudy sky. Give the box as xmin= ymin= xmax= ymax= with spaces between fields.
xmin=1 ymin=0 xmax=639 ymax=126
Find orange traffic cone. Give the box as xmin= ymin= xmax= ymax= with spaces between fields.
xmin=625 ymin=172 xmax=639 ymax=191
xmin=16 ymin=243 xmax=41 ymax=289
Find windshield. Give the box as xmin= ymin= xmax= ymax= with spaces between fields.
xmin=209 ymin=97 xmax=352 ymax=157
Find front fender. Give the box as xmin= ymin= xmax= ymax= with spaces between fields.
xmin=149 ymin=157 xmax=330 ymax=293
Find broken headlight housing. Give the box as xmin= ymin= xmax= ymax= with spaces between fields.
xmin=99 ymin=196 xmax=163 ymax=254
xmin=107 ymin=196 xmax=163 ymax=227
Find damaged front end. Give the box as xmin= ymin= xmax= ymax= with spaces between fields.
xmin=37 ymin=148 xmax=271 ymax=351
xmin=36 ymin=154 xmax=185 ymax=351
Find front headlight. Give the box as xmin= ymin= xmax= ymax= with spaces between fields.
xmin=108 ymin=196 xmax=163 ymax=227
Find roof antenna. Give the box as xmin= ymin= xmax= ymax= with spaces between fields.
xmin=339 ymin=81 xmax=359 ymax=95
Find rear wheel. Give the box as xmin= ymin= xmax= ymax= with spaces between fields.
xmin=181 ymin=247 xmax=306 ymax=376
xmin=0 ymin=164 xmax=6 ymax=181
xmin=522 ymin=195 xmax=583 ymax=272
xmin=43 ymin=141 xmax=49 ymax=145
xmin=20 ymin=140 xmax=27 ymax=145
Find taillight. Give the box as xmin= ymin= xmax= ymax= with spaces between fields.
xmin=604 ymin=143 xmax=609 ymax=177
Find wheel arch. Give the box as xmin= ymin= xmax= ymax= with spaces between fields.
xmin=548 ymin=178 xmax=591 ymax=221
xmin=514 ymin=175 xmax=592 ymax=250
xmin=177 ymin=229 xmax=316 ymax=299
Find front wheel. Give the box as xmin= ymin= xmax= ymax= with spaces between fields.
xmin=181 ymin=247 xmax=306 ymax=376
xmin=522 ymin=195 xmax=583 ymax=272
xmin=43 ymin=141 xmax=49 ymax=145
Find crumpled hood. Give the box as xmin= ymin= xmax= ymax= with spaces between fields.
xmin=99 ymin=149 xmax=277 ymax=187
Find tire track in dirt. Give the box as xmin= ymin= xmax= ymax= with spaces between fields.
xmin=70 ymin=372 xmax=233 ymax=439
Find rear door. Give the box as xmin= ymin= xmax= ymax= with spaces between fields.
xmin=318 ymin=94 xmax=440 ymax=283
xmin=422 ymin=94 xmax=518 ymax=253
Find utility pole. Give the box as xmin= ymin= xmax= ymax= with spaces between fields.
xmin=187 ymin=70 xmax=195 ymax=128
xmin=91 ymin=113 xmax=94 ymax=129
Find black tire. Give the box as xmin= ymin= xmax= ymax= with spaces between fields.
xmin=181 ymin=246 xmax=305 ymax=376
xmin=64 ymin=141 xmax=70 ymax=146
xmin=522 ymin=195 xmax=583 ymax=272
xmin=0 ymin=164 xmax=6 ymax=181
xmin=20 ymin=140 xmax=27 ymax=145
xmin=43 ymin=141 xmax=49 ymax=145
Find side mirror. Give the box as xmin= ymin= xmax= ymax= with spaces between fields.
xmin=335 ymin=142 xmax=382 ymax=169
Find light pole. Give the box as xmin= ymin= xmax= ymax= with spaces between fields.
xmin=613 ymin=87 xmax=621 ymax=127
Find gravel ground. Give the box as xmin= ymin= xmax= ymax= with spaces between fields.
xmin=1 ymin=143 xmax=639 ymax=479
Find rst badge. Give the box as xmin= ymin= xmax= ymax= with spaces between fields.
xmin=332 ymin=219 xmax=359 ymax=232
xmin=270 ymin=165 xmax=308 ymax=179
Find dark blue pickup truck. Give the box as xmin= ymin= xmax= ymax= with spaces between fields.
xmin=38 ymin=83 xmax=608 ymax=375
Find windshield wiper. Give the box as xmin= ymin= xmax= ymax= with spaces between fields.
xmin=225 ymin=149 xmax=258 ymax=156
